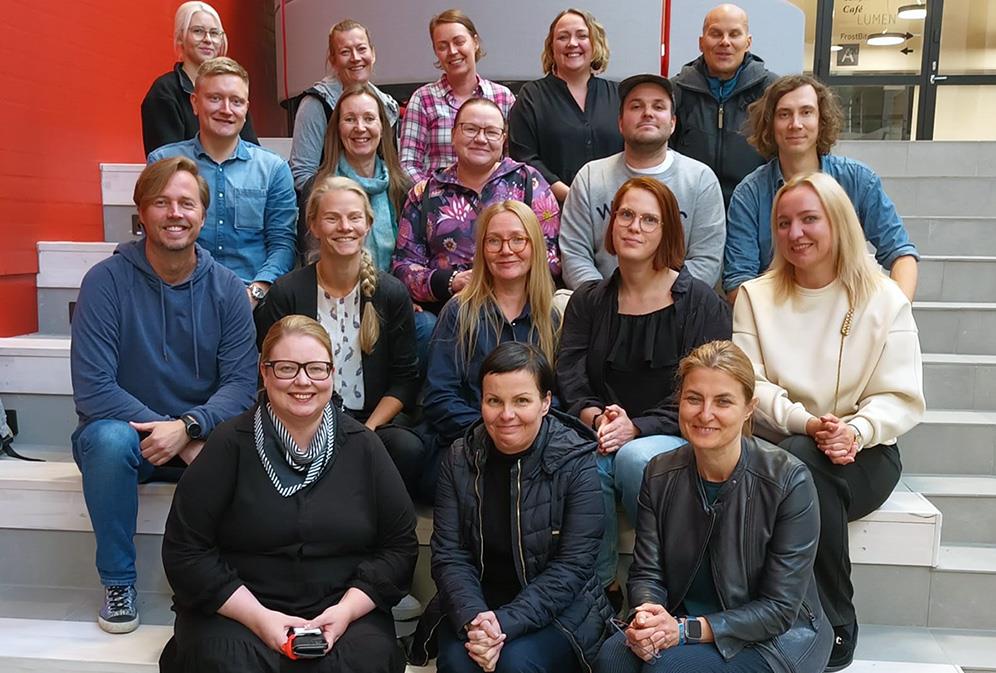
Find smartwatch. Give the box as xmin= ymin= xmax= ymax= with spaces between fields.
xmin=181 ymin=414 xmax=202 ymax=440
xmin=248 ymin=283 xmax=267 ymax=302
xmin=684 ymin=617 xmax=703 ymax=644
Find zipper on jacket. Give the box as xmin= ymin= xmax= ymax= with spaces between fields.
xmin=718 ymin=103 xmax=725 ymax=129
xmin=419 ymin=612 xmax=445 ymax=663
xmin=554 ymin=618 xmax=594 ymax=673
xmin=474 ymin=451 xmax=486 ymax=580
xmin=513 ymin=459 xmax=529 ymax=587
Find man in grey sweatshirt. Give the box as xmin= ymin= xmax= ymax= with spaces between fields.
xmin=560 ymin=74 xmax=726 ymax=289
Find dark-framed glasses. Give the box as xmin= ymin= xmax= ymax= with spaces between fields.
xmin=484 ymin=235 xmax=529 ymax=253
xmin=456 ymin=123 xmax=505 ymax=142
xmin=189 ymin=26 xmax=225 ymax=42
xmin=608 ymin=617 xmax=662 ymax=661
xmin=614 ymin=207 xmax=662 ymax=232
xmin=264 ymin=360 xmax=333 ymax=380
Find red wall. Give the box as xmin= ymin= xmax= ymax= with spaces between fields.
xmin=0 ymin=0 xmax=282 ymax=336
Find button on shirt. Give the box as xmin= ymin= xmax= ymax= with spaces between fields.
xmin=723 ymin=153 xmax=919 ymax=293
xmin=148 ymin=136 xmax=298 ymax=284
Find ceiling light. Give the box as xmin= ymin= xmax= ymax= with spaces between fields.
xmin=866 ymin=32 xmax=907 ymax=46
xmin=897 ymin=3 xmax=927 ymax=20
xmin=830 ymin=44 xmax=843 ymax=52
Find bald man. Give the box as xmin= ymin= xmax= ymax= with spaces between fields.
xmin=671 ymin=4 xmax=777 ymax=206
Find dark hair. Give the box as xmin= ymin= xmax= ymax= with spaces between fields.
xmin=604 ymin=176 xmax=685 ymax=271
xmin=429 ymin=8 xmax=486 ymax=64
xmin=454 ymin=96 xmax=506 ymax=129
xmin=746 ymin=74 xmax=843 ymax=160
xmin=479 ymin=342 xmax=555 ymax=397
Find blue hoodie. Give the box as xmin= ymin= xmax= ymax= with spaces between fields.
xmin=70 ymin=240 xmax=258 ymax=435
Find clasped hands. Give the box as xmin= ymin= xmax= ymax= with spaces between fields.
xmin=807 ymin=414 xmax=858 ymax=465
xmin=624 ymin=603 xmax=680 ymax=662
xmin=129 ymin=419 xmax=204 ymax=466
xmin=250 ymin=602 xmax=355 ymax=656
xmin=594 ymin=404 xmax=638 ymax=455
xmin=465 ymin=610 xmax=506 ymax=672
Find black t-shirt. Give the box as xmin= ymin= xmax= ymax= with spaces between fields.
xmin=480 ymin=443 xmax=529 ymax=609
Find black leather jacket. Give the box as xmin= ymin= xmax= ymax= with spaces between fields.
xmin=671 ymin=53 xmax=778 ymax=206
xmin=629 ymin=437 xmax=832 ymax=673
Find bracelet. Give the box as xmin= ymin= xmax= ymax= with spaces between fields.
xmin=677 ymin=619 xmax=686 ymax=646
xmin=447 ymin=271 xmax=458 ymax=296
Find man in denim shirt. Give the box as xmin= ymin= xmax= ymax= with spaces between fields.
xmin=724 ymin=74 xmax=918 ymax=301
xmin=149 ymin=57 xmax=297 ymax=307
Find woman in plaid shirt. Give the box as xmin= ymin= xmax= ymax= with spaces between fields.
xmin=398 ymin=9 xmax=515 ymax=184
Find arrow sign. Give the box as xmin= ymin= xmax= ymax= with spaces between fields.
xmin=901 ymin=47 xmax=914 ymax=54
xmin=904 ymin=32 xmax=914 ymax=40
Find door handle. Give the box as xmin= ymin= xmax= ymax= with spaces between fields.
xmin=930 ymin=74 xmax=949 ymax=84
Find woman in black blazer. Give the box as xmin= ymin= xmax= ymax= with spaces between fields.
xmin=255 ymin=175 xmax=423 ymax=498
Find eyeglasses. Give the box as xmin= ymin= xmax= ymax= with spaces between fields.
xmin=264 ymin=360 xmax=333 ymax=380
xmin=456 ymin=123 xmax=505 ymax=142
xmin=614 ymin=208 xmax=662 ymax=232
xmin=189 ymin=26 xmax=225 ymax=42
xmin=484 ymin=235 xmax=529 ymax=253
xmin=608 ymin=618 xmax=662 ymax=661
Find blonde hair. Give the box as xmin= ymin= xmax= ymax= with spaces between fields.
xmin=195 ymin=56 xmax=248 ymax=89
xmin=678 ymin=340 xmax=756 ymax=435
xmin=541 ymin=8 xmax=610 ymax=75
xmin=174 ymin=1 xmax=228 ymax=56
xmin=456 ymin=201 xmax=557 ymax=366
xmin=260 ymin=315 xmax=333 ymax=363
xmin=135 ymin=156 xmax=210 ymax=212
xmin=306 ymin=176 xmax=382 ymax=354
xmin=328 ymin=19 xmax=373 ymax=70
xmin=765 ymin=172 xmax=882 ymax=308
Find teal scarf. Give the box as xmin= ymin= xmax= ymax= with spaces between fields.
xmin=337 ymin=156 xmax=397 ymax=272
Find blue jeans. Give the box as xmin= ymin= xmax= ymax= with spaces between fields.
xmin=595 ymin=630 xmax=771 ymax=672
xmin=437 ymin=619 xmax=579 ymax=673
xmin=414 ymin=309 xmax=438 ymax=378
xmin=596 ymin=435 xmax=686 ymax=587
xmin=71 ymin=419 xmax=165 ymax=587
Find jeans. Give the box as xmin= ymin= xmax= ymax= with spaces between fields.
xmin=595 ymin=630 xmax=771 ymax=673
xmin=71 ymin=419 xmax=178 ymax=587
xmin=437 ymin=619 xmax=580 ymax=673
xmin=596 ymin=435 xmax=687 ymax=587
xmin=413 ymin=309 xmax=438 ymax=378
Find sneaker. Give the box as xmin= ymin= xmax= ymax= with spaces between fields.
xmin=825 ymin=622 xmax=858 ymax=672
xmin=98 ymin=585 xmax=139 ymax=634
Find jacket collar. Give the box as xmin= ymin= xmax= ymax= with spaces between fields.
xmin=678 ymin=53 xmax=771 ymax=96
xmin=684 ymin=435 xmax=754 ymax=506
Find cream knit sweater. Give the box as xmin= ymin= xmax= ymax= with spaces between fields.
xmin=733 ymin=274 xmax=925 ymax=447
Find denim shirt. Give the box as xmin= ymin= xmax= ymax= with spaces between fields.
xmin=148 ymin=136 xmax=298 ymax=284
xmin=723 ymin=153 xmax=919 ymax=292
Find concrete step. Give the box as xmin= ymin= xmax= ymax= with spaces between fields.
xmin=923 ymin=354 xmax=996 ymax=412
xmin=0 ymin=616 xmax=436 ymax=673
xmin=837 ymin=140 xmax=996 ymax=178
xmin=918 ymin=256 xmax=996 ymax=303
xmin=914 ymin=302 xmax=996 ymax=356
xmin=881 ymin=177 xmax=996 ymax=218
xmin=901 ymin=410 xmax=996 ymax=476
xmin=903 ymin=475 xmax=996 ymax=545
xmin=856 ymin=624 xmax=996 ymax=673
xmin=35 ymin=242 xmax=117 ymax=334
xmin=905 ymin=218 xmax=996 ymax=257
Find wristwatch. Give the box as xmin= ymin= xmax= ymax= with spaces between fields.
xmin=684 ymin=617 xmax=703 ymax=644
xmin=248 ymin=283 xmax=267 ymax=302
xmin=181 ymin=414 xmax=202 ymax=440
xmin=846 ymin=423 xmax=865 ymax=451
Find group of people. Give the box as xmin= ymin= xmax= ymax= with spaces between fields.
xmin=62 ymin=1 xmax=927 ymax=672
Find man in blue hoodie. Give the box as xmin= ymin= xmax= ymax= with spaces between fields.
xmin=70 ymin=156 xmax=258 ymax=635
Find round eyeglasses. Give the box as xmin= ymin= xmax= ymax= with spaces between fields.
xmin=484 ymin=235 xmax=529 ymax=253
xmin=613 ymin=207 xmax=662 ymax=232
xmin=189 ymin=26 xmax=225 ymax=42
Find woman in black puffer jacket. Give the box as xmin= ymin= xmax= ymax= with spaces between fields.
xmin=412 ymin=342 xmax=611 ymax=673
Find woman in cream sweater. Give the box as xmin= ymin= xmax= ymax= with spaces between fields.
xmin=733 ymin=171 xmax=924 ymax=673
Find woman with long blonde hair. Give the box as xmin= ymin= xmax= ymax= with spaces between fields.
xmin=419 ymin=200 xmax=558 ymax=502
xmin=733 ymin=171 xmax=925 ymax=671
xmin=255 ymin=176 xmax=424 ymax=498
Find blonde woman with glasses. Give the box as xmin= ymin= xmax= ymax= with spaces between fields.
xmin=142 ymin=1 xmax=258 ymax=154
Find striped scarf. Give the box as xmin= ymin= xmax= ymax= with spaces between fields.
xmin=253 ymin=399 xmax=336 ymax=497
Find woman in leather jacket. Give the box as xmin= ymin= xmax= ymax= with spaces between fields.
xmin=595 ymin=341 xmax=832 ymax=673
xmin=414 ymin=341 xmax=611 ymax=673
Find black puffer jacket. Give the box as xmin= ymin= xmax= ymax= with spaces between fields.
xmin=671 ymin=53 xmax=778 ymax=205
xmin=411 ymin=410 xmax=611 ymax=671
xmin=630 ymin=437 xmax=833 ymax=673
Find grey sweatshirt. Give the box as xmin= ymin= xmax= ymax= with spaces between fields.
xmin=560 ymin=151 xmax=726 ymax=288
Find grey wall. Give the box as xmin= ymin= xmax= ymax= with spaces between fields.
xmin=666 ymin=0 xmax=805 ymax=76
xmin=274 ymin=0 xmax=804 ymax=99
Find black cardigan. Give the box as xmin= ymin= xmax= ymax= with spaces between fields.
xmin=253 ymin=264 xmax=419 ymax=416
xmin=141 ymin=62 xmax=259 ymax=155
xmin=556 ymin=266 xmax=732 ymax=437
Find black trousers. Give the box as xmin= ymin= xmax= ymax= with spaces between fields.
xmin=779 ymin=435 xmax=901 ymax=627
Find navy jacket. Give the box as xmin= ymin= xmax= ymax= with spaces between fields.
xmin=413 ymin=411 xmax=610 ymax=670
